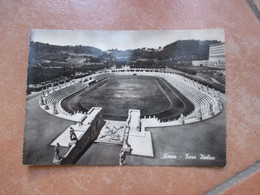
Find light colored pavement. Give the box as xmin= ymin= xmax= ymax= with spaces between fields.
xmin=126 ymin=98 xmax=226 ymax=166
xmin=23 ymin=94 xmax=74 ymax=165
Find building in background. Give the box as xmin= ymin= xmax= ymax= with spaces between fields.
xmin=208 ymin=43 xmax=225 ymax=67
xmin=192 ymin=60 xmax=208 ymax=67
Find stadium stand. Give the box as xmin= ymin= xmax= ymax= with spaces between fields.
xmin=40 ymin=70 xmax=223 ymax=127
xmin=44 ymin=73 xmax=108 ymax=107
xmin=45 ymin=82 xmax=87 ymax=106
xmin=110 ymin=69 xmax=223 ymax=125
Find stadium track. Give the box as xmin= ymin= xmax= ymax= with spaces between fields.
xmin=61 ymin=75 xmax=194 ymax=121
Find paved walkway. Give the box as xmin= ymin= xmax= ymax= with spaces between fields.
xmin=23 ymin=94 xmax=74 ymax=165
xmin=23 ymin=87 xmax=226 ymax=166
xmin=126 ymin=95 xmax=226 ymax=166
xmin=24 ymin=92 xmax=122 ymax=165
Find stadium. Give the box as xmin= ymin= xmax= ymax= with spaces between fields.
xmin=23 ymin=30 xmax=226 ymax=166
xmin=24 ymin=67 xmax=225 ymax=166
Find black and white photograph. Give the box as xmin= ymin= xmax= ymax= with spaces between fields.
xmin=23 ymin=29 xmax=226 ymax=166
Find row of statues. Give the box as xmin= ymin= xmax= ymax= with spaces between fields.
xmin=41 ymin=79 xmax=77 ymax=97
xmin=40 ymin=94 xmax=59 ymax=114
xmin=183 ymin=77 xmax=223 ymax=98
xmin=141 ymin=102 xmax=219 ymax=124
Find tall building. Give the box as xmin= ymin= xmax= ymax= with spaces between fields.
xmin=208 ymin=43 xmax=225 ymax=67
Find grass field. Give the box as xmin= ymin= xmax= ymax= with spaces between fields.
xmin=62 ymin=75 xmax=194 ymax=121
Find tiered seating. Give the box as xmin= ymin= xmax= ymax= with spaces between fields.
xmin=164 ymin=74 xmax=219 ymax=119
xmin=112 ymin=69 xmax=221 ymax=121
xmin=45 ymin=82 xmax=87 ymax=106
xmin=112 ymin=69 xmax=222 ymax=125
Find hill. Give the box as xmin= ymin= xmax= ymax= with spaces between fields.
xmin=162 ymin=40 xmax=220 ymax=60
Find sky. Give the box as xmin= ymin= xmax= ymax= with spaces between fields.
xmin=31 ymin=29 xmax=225 ymax=51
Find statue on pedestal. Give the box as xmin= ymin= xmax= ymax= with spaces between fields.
xmin=53 ymin=142 xmax=62 ymax=164
xmin=53 ymin=103 xmax=59 ymax=115
xmin=123 ymin=126 xmax=132 ymax=153
xmin=41 ymin=89 xmax=45 ymax=97
xmin=44 ymin=99 xmax=49 ymax=110
xmin=40 ymin=95 xmax=44 ymax=105
xmin=70 ymin=127 xmax=78 ymax=141
xmin=52 ymin=86 xmax=55 ymax=92
xmin=196 ymin=109 xmax=202 ymax=121
xmin=119 ymin=149 xmax=126 ymax=166
xmin=179 ymin=114 xmax=185 ymax=124
xmin=68 ymin=127 xmax=78 ymax=147
xmin=208 ymin=104 xmax=214 ymax=117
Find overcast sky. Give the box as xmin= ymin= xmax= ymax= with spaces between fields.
xmin=31 ymin=29 xmax=224 ymax=51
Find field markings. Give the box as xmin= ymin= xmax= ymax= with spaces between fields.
xmin=155 ymin=79 xmax=172 ymax=110
xmin=68 ymin=75 xmax=187 ymax=120
xmin=160 ymin=78 xmax=187 ymax=116
xmin=152 ymin=78 xmax=187 ymax=119
xmin=67 ymin=77 xmax=110 ymax=113
xmin=79 ymin=78 xmax=110 ymax=111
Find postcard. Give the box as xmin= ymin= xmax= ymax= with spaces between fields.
xmin=23 ymin=29 xmax=226 ymax=166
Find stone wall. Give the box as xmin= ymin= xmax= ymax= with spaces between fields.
xmin=59 ymin=108 xmax=105 ymax=164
